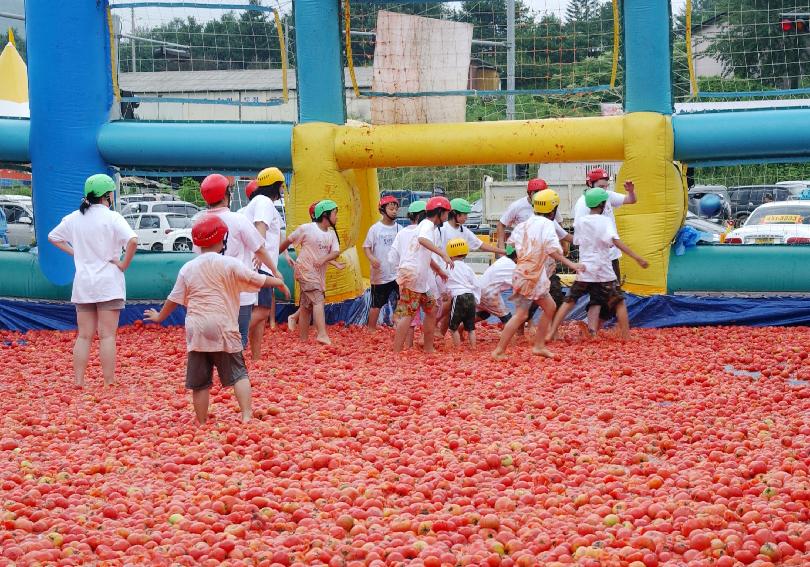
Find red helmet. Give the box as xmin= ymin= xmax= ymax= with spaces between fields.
xmin=527 ymin=178 xmax=548 ymax=194
xmin=379 ymin=195 xmax=399 ymax=209
xmin=309 ymin=202 xmax=319 ymax=220
xmin=426 ymin=196 xmax=451 ymax=212
xmin=245 ymin=180 xmax=259 ymax=199
xmin=200 ymin=174 xmax=230 ymax=205
xmin=586 ymin=167 xmax=609 ymax=185
xmin=192 ymin=214 xmax=228 ymax=247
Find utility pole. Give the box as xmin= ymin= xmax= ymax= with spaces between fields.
xmin=130 ymin=8 xmax=136 ymax=72
xmin=506 ymin=0 xmax=516 ymax=180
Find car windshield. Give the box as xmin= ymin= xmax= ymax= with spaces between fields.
xmin=746 ymin=206 xmax=810 ymax=226
xmin=167 ymin=215 xmax=193 ymax=228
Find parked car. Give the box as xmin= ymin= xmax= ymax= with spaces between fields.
xmin=0 ymin=197 xmax=35 ymax=247
xmin=465 ymin=199 xmax=483 ymax=232
xmin=687 ymin=185 xmax=732 ymax=221
xmin=163 ymin=228 xmax=194 ymax=252
xmin=724 ymin=201 xmax=810 ymax=245
xmin=124 ymin=212 xmax=194 ymax=251
xmin=121 ymin=200 xmax=200 ymax=217
xmin=775 ymin=180 xmax=810 ymax=196
xmin=119 ymin=193 xmax=180 ymax=205
xmin=380 ymin=190 xmax=432 ymax=228
xmin=727 ymin=185 xmax=792 ymax=225
xmin=684 ymin=211 xmax=725 ymax=242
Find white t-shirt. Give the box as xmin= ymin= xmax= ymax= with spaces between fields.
xmin=194 ymin=207 xmax=264 ymax=306
xmin=573 ymin=190 xmax=626 ymax=261
xmin=396 ymin=219 xmax=438 ymax=294
xmin=389 ymin=224 xmax=418 ymax=269
xmin=241 ymin=194 xmax=283 ymax=273
xmin=288 ymin=222 xmax=340 ymax=292
xmin=573 ymin=214 xmax=620 ymax=283
xmin=446 ymin=260 xmax=481 ymax=303
xmin=508 ymin=216 xmax=562 ymax=300
xmin=48 ymin=205 xmax=137 ymax=304
xmin=363 ymin=221 xmax=399 ymax=285
xmin=500 ymin=196 xmax=562 ymax=228
xmin=436 ymin=222 xmax=483 ymax=253
xmin=479 ymin=256 xmax=515 ymax=296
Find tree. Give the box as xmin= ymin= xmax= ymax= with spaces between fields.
xmin=705 ymin=0 xmax=809 ymax=89
xmin=0 ymin=26 xmax=26 ymax=61
xmin=565 ymin=0 xmax=600 ymax=24
xmin=177 ymin=178 xmax=204 ymax=206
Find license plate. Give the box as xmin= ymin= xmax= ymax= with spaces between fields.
xmin=753 ymin=237 xmax=776 ymax=244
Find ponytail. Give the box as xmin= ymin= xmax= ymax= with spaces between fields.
xmin=79 ymin=193 xmax=106 ymax=215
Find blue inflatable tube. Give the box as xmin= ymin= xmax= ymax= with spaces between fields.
xmin=0 ymin=118 xmax=29 ymax=163
xmin=98 ymin=121 xmax=293 ymax=170
xmin=623 ymin=0 xmax=672 ymax=113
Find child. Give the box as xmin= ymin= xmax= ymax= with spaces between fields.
xmin=144 ymin=215 xmax=289 ymax=425
xmin=278 ymin=199 xmax=345 ymax=345
xmin=476 ymin=244 xmax=517 ymax=325
xmin=492 ymin=190 xmax=583 ymax=360
xmin=393 ymin=196 xmax=453 ymax=353
xmin=285 ymin=201 xmax=318 ymax=333
xmin=444 ymin=238 xmax=481 ymax=348
xmin=547 ymin=187 xmax=648 ymax=341
xmin=363 ymin=195 xmax=400 ymax=331
xmin=389 ymin=200 xmax=427 ymax=348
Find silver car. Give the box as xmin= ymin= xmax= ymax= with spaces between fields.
xmin=0 ymin=197 xmax=35 ymax=247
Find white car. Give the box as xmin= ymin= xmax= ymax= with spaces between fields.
xmin=163 ymin=228 xmax=194 ymax=252
xmin=725 ymin=201 xmax=810 ymax=245
xmin=121 ymin=200 xmax=200 ymax=217
xmin=0 ymin=197 xmax=35 ymax=247
xmin=124 ymin=212 xmax=194 ymax=251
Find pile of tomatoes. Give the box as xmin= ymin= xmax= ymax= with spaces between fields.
xmin=0 ymin=322 xmax=808 ymax=566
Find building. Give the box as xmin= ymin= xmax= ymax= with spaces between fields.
xmin=119 ymin=67 xmax=373 ymax=122
xmin=468 ymin=59 xmax=500 ymax=91
xmin=691 ymin=14 xmax=728 ymax=79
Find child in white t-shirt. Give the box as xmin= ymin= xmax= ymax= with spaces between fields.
xmin=548 ymin=188 xmax=648 ymax=341
xmin=492 ymin=191 xmax=583 ymax=360
xmin=444 ymin=238 xmax=481 ymax=348
xmin=363 ymin=196 xmax=401 ymax=331
xmin=278 ymin=200 xmax=345 ymax=345
xmin=476 ymin=245 xmax=517 ymax=325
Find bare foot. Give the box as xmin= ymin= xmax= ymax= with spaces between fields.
xmin=287 ymin=315 xmax=297 ymax=332
xmin=531 ymin=347 xmax=555 ymax=358
xmin=241 ymin=413 xmax=252 ymax=424
xmin=316 ymin=335 xmax=332 ymax=345
xmin=577 ymin=321 xmax=596 ymax=340
xmin=491 ymin=350 xmax=507 ymax=361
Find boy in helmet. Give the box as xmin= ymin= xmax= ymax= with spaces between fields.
xmin=278 ymin=200 xmax=345 ymax=345
xmin=445 ymin=238 xmax=481 ymax=348
xmin=476 ymin=244 xmax=518 ymax=325
xmin=363 ymin=195 xmax=401 ymax=331
xmin=492 ymin=190 xmax=584 ymax=360
xmin=241 ymin=168 xmax=286 ymax=360
xmin=144 ymin=215 xmax=289 ymax=425
xmin=389 ymin=200 xmax=429 ymax=348
xmin=197 ymin=173 xmax=289 ymax=350
xmin=548 ymin=188 xmax=648 ymax=341
xmin=393 ymin=196 xmax=454 ymax=353
xmin=496 ymin=178 xmax=556 ymax=250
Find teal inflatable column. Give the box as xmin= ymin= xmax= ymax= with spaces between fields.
xmin=25 ymin=0 xmax=114 ymax=284
xmin=623 ymin=0 xmax=673 ymax=113
xmin=294 ymin=0 xmax=345 ymax=123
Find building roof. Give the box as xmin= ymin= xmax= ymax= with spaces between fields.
xmin=119 ymin=67 xmax=373 ymax=93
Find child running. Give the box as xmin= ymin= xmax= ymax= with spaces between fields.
xmin=476 ymin=244 xmax=517 ymax=325
xmin=392 ymin=196 xmax=453 ymax=353
xmin=144 ymin=215 xmax=289 ymax=425
xmin=278 ymin=199 xmax=345 ymax=345
xmin=492 ymin=190 xmax=583 ymax=360
xmin=389 ymin=200 xmax=427 ymax=349
xmin=547 ymin=187 xmax=649 ymax=341
xmin=444 ymin=238 xmax=481 ymax=348
xmin=363 ymin=195 xmax=400 ymax=331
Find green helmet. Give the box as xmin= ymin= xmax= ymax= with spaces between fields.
xmin=505 ymin=244 xmax=515 ymax=256
xmin=84 ymin=174 xmax=115 ymax=198
xmin=450 ymin=197 xmax=472 ymax=214
xmin=314 ymin=199 xmax=338 ymax=219
xmin=584 ymin=187 xmax=610 ymax=208
xmin=408 ymin=200 xmax=426 ymax=214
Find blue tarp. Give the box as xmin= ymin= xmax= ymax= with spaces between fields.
xmin=2 ymin=291 xmax=810 ymax=332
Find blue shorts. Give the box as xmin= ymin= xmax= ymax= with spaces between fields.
xmin=238 ymin=305 xmax=252 ymax=348
xmin=257 ymin=269 xmax=275 ymax=308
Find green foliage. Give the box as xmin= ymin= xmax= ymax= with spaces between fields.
xmin=0 ymin=26 xmax=26 ymax=61
xmin=177 ymin=178 xmax=204 ymax=206
xmin=0 ymin=184 xmax=31 ymax=197
xmin=694 ymin=163 xmax=810 ymax=187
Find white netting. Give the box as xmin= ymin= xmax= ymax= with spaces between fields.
xmin=110 ymin=0 xmax=295 ymax=122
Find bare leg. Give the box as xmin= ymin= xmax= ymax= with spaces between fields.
xmin=192 ymin=389 xmax=210 ymax=425
xmin=269 ymin=294 xmax=276 ymax=330
xmin=74 ymin=310 xmax=98 ymax=387
xmin=422 ymin=309 xmax=438 ymax=353
xmin=614 ymin=301 xmax=630 ymax=340
xmin=367 ymin=307 xmax=381 ymax=331
xmin=586 ymin=305 xmax=601 ymax=336
xmin=248 ymin=306 xmax=271 ymax=362
xmin=532 ymin=296 xmax=556 ymax=358
xmin=312 ymin=302 xmax=330 ymax=345
xmin=468 ymin=330 xmax=476 ymax=349
xmin=97 ymin=309 xmax=121 ymax=386
xmin=492 ymin=307 xmax=530 ymax=360
xmin=232 ymin=379 xmax=253 ymax=423
xmin=393 ymin=315 xmax=413 ymax=352
xmin=546 ymin=301 xmax=574 ymax=342
xmin=451 ymin=329 xmax=461 ymax=346
xmin=287 ymin=310 xmax=298 ymax=332
xmin=298 ymin=305 xmax=312 ymax=342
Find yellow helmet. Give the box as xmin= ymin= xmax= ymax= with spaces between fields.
xmin=533 ymin=189 xmax=560 ymax=213
xmin=446 ymin=237 xmax=469 ymax=258
xmin=257 ymin=167 xmax=286 ymax=189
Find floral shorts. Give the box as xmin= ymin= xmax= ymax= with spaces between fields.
xmin=395 ymin=288 xmax=437 ymax=319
